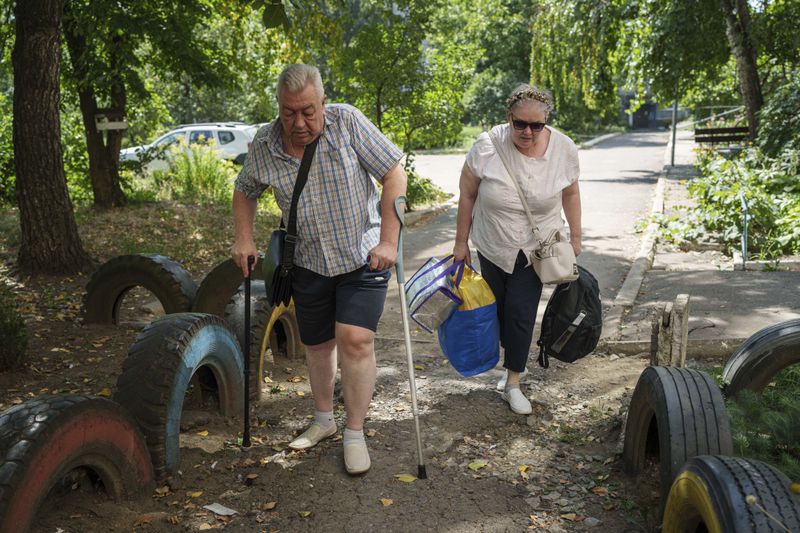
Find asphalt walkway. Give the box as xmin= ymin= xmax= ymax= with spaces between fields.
xmin=394 ymin=128 xmax=800 ymax=361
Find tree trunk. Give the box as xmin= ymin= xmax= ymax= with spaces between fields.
xmin=12 ymin=0 xmax=94 ymax=274
xmin=720 ymin=0 xmax=763 ymax=138
xmin=63 ymin=7 xmax=127 ymax=208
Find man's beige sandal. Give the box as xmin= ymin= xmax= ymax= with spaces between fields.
xmin=343 ymin=440 xmax=371 ymax=474
xmin=288 ymin=422 xmax=337 ymax=450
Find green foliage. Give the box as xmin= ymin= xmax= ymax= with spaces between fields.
xmin=60 ymin=97 xmax=93 ymax=206
xmin=0 ymin=282 xmax=28 ymax=372
xmin=728 ymin=366 xmax=800 ymax=481
xmin=656 ymin=148 xmax=800 ymax=257
xmin=0 ymin=91 xmax=13 ymax=204
xmin=530 ymin=0 xmax=623 ymax=132
xmin=155 ymin=141 xmax=237 ymax=205
xmin=758 ymin=71 xmax=800 ymax=157
xmin=404 ymin=154 xmax=448 ymax=210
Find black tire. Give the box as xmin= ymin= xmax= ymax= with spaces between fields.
xmin=0 ymin=395 xmax=153 ymax=533
xmin=114 ymin=313 xmax=244 ymax=480
xmin=223 ymin=280 xmax=273 ymax=399
xmin=192 ymin=256 xmax=264 ymax=316
xmin=662 ymin=455 xmax=800 ymax=533
xmin=83 ymin=254 xmax=197 ymax=324
xmin=722 ymin=319 xmax=800 ymax=398
xmin=622 ymin=366 xmax=733 ymax=510
xmin=233 ymin=153 xmax=247 ymax=165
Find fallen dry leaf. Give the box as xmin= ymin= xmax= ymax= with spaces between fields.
xmin=154 ymin=486 xmax=170 ymax=498
xmin=379 ymin=498 xmax=393 ymax=507
xmin=366 ymin=428 xmax=377 ymax=437
xmin=187 ymin=490 xmax=203 ymax=498
xmin=791 ymin=483 xmax=800 ymax=494
xmin=298 ymin=511 xmax=312 ymax=518
xmin=468 ymin=460 xmax=488 ymax=471
xmin=591 ymin=486 xmax=608 ymax=496
xmin=261 ymin=501 xmax=277 ymax=511
xmin=560 ymin=513 xmax=579 ymax=522
xmin=394 ymin=473 xmax=417 ymax=483
xmin=97 ymin=387 xmax=112 ymax=397
xmin=196 ymin=430 xmax=209 ymax=436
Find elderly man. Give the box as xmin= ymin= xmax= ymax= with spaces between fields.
xmin=231 ymin=64 xmax=407 ymax=474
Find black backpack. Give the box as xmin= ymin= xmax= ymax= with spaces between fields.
xmin=537 ymin=265 xmax=602 ymax=368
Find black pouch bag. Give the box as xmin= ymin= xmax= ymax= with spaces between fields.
xmin=263 ymin=138 xmax=319 ymax=306
xmin=536 ymin=265 xmax=602 ymax=368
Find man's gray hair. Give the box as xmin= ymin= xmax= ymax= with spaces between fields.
xmin=277 ymin=64 xmax=325 ymax=101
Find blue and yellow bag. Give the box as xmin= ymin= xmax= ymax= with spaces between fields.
xmin=437 ymin=262 xmax=500 ymax=377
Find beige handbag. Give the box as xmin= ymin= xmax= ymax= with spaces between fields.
xmin=489 ymin=132 xmax=578 ymax=285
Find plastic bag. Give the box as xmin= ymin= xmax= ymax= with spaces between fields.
xmin=437 ymin=262 xmax=499 ymax=377
xmin=405 ymin=256 xmax=462 ymax=333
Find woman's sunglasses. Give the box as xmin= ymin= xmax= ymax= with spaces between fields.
xmin=510 ymin=116 xmax=546 ymax=132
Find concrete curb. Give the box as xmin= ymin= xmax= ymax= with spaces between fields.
xmin=580 ymin=132 xmax=621 ymax=149
xmin=601 ymin=176 xmax=665 ymax=340
xmin=404 ymin=198 xmax=457 ymax=227
xmin=597 ymin=337 xmax=746 ymax=360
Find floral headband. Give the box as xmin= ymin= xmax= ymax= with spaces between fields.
xmin=506 ymin=87 xmax=553 ymax=113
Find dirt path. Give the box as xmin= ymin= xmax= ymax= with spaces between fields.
xmin=6 ymin=278 xmax=659 ymax=533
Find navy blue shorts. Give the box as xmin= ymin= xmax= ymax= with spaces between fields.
xmin=291 ymin=265 xmax=391 ymax=346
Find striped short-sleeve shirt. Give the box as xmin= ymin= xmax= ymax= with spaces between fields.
xmin=234 ymin=103 xmax=404 ymax=277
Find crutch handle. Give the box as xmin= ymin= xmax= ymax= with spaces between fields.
xmin=393 ymin=196 xmax=407 ymax=283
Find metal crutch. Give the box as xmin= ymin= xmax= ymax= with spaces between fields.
xmin=393 ymin=196 xmax=427 ymax=479
xmin=242 ymin=255 xmax=255 ymax=448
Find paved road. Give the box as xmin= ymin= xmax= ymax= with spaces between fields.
xmin=407 ymin=131 xmax=669 ymax=304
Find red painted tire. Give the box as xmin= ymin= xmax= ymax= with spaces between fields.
xmin=0 ymin=395 xmax=154 ymax=533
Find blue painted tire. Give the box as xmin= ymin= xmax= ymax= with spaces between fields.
xmin=114 ymin=313 xmax=244 ymax=480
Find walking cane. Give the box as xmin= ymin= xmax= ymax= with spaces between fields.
xmin=242 ymin=255 xmax=255 ymax=448
xmin=393 ymin=196 xmax=427 ymax=479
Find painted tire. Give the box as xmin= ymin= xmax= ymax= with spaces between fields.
xmin=622 ymin=366 xmax=733 ymax=510
xmin=0 ymin=395 xmax=153 ymax=533
xmin=662 ymin=455 xmax=800 ymax=533
xmin=192 ymin=256 xmax=264 ymax=316
xmin=254 ymin=302 xmax=305 ymax=401
xmin=114 ymin=313 xmax=244 ymax=480
xmin=83 ymin=254 xmax=197 ymax=324
xmin=223 ymin=280 xmax=273 ymax=399
xmin=722 ymin=319 xmax=800 ymax=398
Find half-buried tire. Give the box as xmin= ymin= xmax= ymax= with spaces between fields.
xmin=192 ymin=256 xmax=264 ymax=316
xmin=622 ymin=366 xmax=733 ymax=510
xmin=0 ymin=395 xmax=154 ymax=533
xmin=662 ymin=455 xmax=800 ymax=533
xmin=114 ymin=313 xmax=244 ymax=480
xmin=84 ymin=254 xmax=197 ymax=324
xmin=722 ymin=319 xmax=800 ymax=398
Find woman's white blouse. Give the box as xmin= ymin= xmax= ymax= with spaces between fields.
xmin=465 ymin=124 xmax=580 ymax=274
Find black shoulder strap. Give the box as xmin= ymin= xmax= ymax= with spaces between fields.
xmin=280 ymin=137 xmax=319 ymax=273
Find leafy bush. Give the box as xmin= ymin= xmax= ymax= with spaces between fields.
xmin=0 ymin=283 xmax=28 ymax=372
xmin=657 ymin=147 xmax=800 ymax=258
xmin=155 ymin=141 xmax=237 ymax=205
xmin=758 ymin=71 xmax=800 ymax=157
xmin=728 ymin=366 xmax=800 ymax=481
xmin=404 ymin=156 xmax=449 ymax=210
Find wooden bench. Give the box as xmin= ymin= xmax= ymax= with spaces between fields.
xmin=694 ymin=126 xmax=749 ymax=145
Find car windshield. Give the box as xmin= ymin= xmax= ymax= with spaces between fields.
xmin=154 ymin=132 xmax=185 ymax=147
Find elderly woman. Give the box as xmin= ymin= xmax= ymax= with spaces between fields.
xmin=452 ymin=84 xmax=582 ymax=414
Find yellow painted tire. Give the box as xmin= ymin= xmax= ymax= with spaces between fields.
xmin=256 ymin=301 xmax=305 ymax=401
xmin=662 ymin=455 xmax=800 ymax=532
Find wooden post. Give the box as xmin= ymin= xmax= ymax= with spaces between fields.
xmin=649 ymin=294 xmax=691 ymax=367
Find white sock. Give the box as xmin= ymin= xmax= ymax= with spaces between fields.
xmin=343 ymin=427 xmax=365 ymax=445
xmin=504 ymin=383 xmax=520 ymax=394
xmin=314 ymin=410 xmax=335 ymax=429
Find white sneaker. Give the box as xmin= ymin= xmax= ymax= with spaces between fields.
xmin=502 ymin=387 xmax=532 ymax=415
xmin=496 ymin=368 xmax=528 ymax=391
